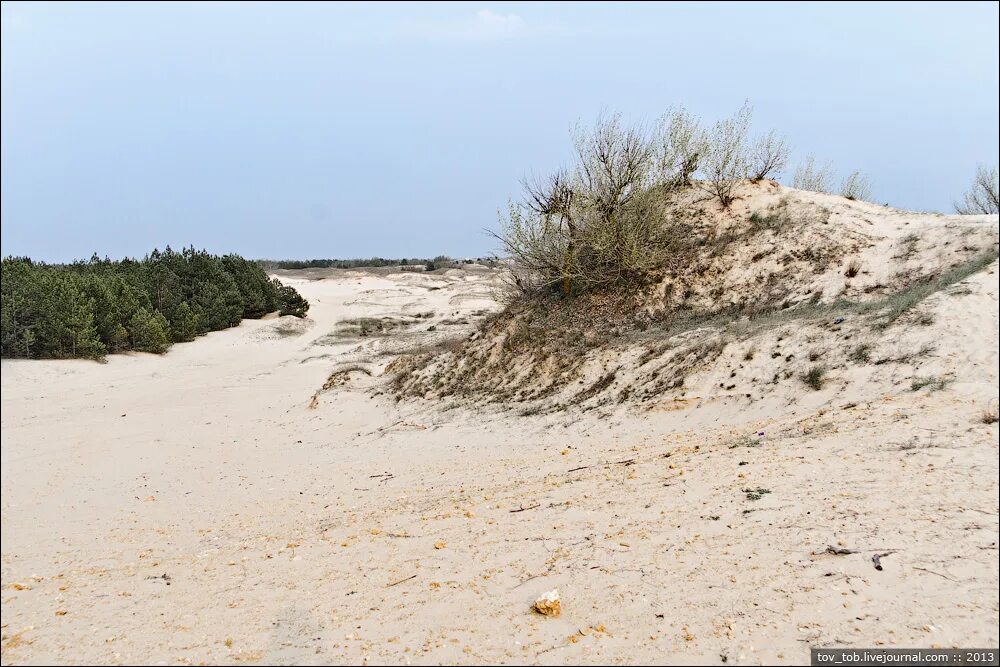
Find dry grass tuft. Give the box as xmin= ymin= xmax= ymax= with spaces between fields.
xmin=800 ymin=365 xmax=827 ymax=391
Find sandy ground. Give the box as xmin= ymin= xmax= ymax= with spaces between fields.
xmin=2 ymin=266 xmax=998 ymax=665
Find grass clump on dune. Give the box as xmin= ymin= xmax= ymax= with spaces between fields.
xmin=800 ymin=365 xmax=827 ymax=390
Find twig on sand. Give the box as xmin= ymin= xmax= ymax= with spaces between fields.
xmin=378 ymin=420 xmax=428 ymax=433
xmin=912 ymin=566 xmax=957 ymax=581
xmin=567 ymin=458 xmax=636 ymax=474
xmin=387 ymin=574 xmax=417 ymax=587
xmin=820 ymin=546 xmax=858 ymax=555
xmin=510 ymin=572 xmax=551 ymax=590
xmin=510 ymin=504 xmax=541 ymax=513
xmin=872 ymin=551 xmax=895 ymax=571
xmin=965 ymin=508 xmax=997 ymax=516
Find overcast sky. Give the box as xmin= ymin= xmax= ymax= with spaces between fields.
xmin=2 ymin=1 xmax=998 ymax=262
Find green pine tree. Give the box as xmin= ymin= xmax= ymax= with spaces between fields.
xmin=277 ymin=282 xmax=310 ymax=318
xmin=170 ymin=302 xmax=198 ymax=342
xmin=108 ymin=323 xmax=130 ymax=352
xmin=2 ymin=249 xmax=310 ymax=359
xmin=129 ymin=308 xmax=171 ymax=353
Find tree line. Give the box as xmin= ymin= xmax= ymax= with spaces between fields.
xmin=1 ymin=247 xmax=309 ymax=360
xmin=258 ymin=256 xmax=464 ymax=270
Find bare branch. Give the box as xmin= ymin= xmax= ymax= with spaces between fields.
xmin=652 ymin=106 xmax=706 ymax=188
xmin=748 ymin=130 xmax=790 ymax=181
xmin=701 ymin=100 xmax=752 ymax=207
xmin=954 ymin=165 xmax=999 ymax=215
xmin=840 ymin=170 xmax=873 ymax=202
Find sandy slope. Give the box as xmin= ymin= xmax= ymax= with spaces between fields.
xmin=2 ymin=258 xmax=998 ymax=664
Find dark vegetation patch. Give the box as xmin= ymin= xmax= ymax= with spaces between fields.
xmin=744 ymin=487 xmax=772 ymax=501
xmin=910 ymin=376 xmax=950 ymax=392
xmin=848 ymin=343 xmax=872 ymax=364
xmin=2 ymin=248 xmax=309 ymax=359
xmin=800 ymin=365 xmax=827 ymax=390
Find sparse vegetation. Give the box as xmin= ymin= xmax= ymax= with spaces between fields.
xmin=728 ymin=434 xmax=760 ymax=449
xmin=844 ymin=259 xmax=862 ymax=278
xmin=792 ymin=155 xmax=833 ymax=192
xmin=848 ymin=343 xmax=872 ymax=364
xmin=875 ymin=248 xmax=998 ymax=328
xmin=332 ymin=316 xmax=416 ymax=340
xmin=911 ymin=376 xmax=950 ymax=392
xmin=840 ymin=171 xmax=874 ymax=202
xmin=273 ymin=321 xmax=307 ymax=337
xmin=747 ymin=198 xmax=796 ymax=232
xmin=872 ymin=344 xmax=936 ymax=366
xmin=896 ymin=233 xmax=920 ymax=260
xmin=743 ymin=487 xmax=771 ymax=501
xmin=801 ymin=365 xmax=827 ymax=390
xmin=572 ymin=370 xmax=618 ymax=404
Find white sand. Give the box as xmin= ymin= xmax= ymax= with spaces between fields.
xmin=2 ymin=256 xmax=998 ymax=664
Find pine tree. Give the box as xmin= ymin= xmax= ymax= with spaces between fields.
xmin=277 ymin=281 xmax=310 ymax=318
xmin=129 ymin=308 xmax=171 ymax=353
xmin=65 ymin=299 xmax=106 ymax=359
xmin=108 ymin=323 xmax=130 ymax=353
xmin=170 ymin=302 xmax=198 ymax=342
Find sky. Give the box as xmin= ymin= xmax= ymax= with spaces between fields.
xmin=2 ymin=1 xmax=998 ymax=262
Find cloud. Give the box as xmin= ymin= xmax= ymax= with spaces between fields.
xmin=467 ymin=9 xmax=526 ymax=40
xmin=391 ymin=8 xmax=536 ymax=43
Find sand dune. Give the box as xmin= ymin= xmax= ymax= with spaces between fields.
xmin=2 ymin=202 xmax=998 ymax=663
